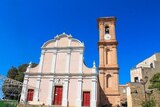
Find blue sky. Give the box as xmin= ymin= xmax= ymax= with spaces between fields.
xmin=0 ymin=0 xmax=160 ymax=85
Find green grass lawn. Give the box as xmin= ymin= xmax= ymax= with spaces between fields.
xmin=0 ymin=100 xmax=18 ymax=107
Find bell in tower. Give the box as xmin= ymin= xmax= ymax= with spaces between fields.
xmin=104 ymin=26 xmax=111 ymax=40
xmin=105 ymin=26 xmax=109 ymax=34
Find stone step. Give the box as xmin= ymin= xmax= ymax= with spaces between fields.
xmin=17 ymin=104 xmax=64 ymax=107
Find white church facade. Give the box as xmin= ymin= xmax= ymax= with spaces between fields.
xmin=20 ymin=33 xmax=98 ymax=107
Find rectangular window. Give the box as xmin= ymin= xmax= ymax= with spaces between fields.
xmin=150 ymin=63 xmax=153 ymax=68
xmin=134 ymin=77 xmax=139 ymax=82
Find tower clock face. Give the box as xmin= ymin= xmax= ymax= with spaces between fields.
xmin=104 ymin=34 xmax=111 ymax=40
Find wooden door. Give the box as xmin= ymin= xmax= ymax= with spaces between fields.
xmin=53 ymin=86 xmax=63 ymax=105
xmin=27 ymin=89 xmax=34 ymax=101
xmin=83 ymin=92 xmax=90 ymax=106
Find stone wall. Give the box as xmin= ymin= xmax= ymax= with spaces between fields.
xmin=127 ymin=82 xmax=160 ymax=107
xmin=127 ymin=83 xmax=145 ymax=107
xmin=119 ymin=85 xmax=127 ymax=106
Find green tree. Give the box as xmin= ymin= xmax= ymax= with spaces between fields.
xmin=149 ymin=73 xmax=160 ymax=91
xmin=141 ymin=98 xmax=156 ymax=107
xmin=7 ymin=67 xmax=18 ymax=79
xmin=2 ymin=63 xmax=37 ymax=100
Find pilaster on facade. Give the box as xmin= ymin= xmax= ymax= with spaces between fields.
xmin=76 ymin=51 xmax=83 ymax=106
xmin=20 ymin=62 xmax=32 ymax=104
xmin=76 ymin=78 xmax=83 ymax=107
xmin=50 ymin=51 xmax=57 ymax=73
xmin=55 ymin=39 xmax=58 ymax=47
xmin=91 ymin=76 xmax=97 ymax=107
xmin=62 ymin=49 xmax=71 ymax=106
xmin=65 ymin=50 xmax=71 ymax=73
xmin=20 ymin=77 xmax=29 ymax=104
xmin=47 ymin=78 xmax=54 ymax=105
xmin=38 ymin=50 xmax=45 ymax=73
xmin=62 ymin=78 xmax=69 ymax=106
xmin=99 ymin=22 xmax=105 ymax=41
xmin=34 ymin=50 xmax=45 ymax=102
xmin=68 ymin=37 xmax=72 ymax=46
xmin=47 ymin=50 xmax=57 ymax=105
xmin=99 ymin=45 xmax=104 ymax=68
xmin=79 ymin=51 xmax=83 ymax=73
xmin=33 ymin=77 xmax=41 ymax=102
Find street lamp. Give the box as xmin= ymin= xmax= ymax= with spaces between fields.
xmin=140 ymin=76 xmax=148 ymax=101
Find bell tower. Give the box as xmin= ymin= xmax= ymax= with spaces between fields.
xmin=98 ymin=17 xmax=120 ymax=107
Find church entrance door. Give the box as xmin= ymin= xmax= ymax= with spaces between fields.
xmin=53 ymin=86 xmax=63 ymax=105
xmin=27 ymin=89 xmax=34 ymax=101
xmin=83 ymin=91 xmax=90 ymax=106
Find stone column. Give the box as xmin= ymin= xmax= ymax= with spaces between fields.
xmin=76 ymin=51 xmax=83 ymax=107
xmin=47 ymin=51 xmax=57 ymax=105
xmin=33 ymin=50 xmax=45 ymax=102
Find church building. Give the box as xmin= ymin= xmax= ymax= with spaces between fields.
xmin=20 ymin=17 xmax=120 ymax=107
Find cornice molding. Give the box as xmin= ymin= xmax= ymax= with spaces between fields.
xmin=98 ymin=40 xmax=118 ymax=46
xmin=41 ymin=47 xmax=84 ymax=53
xmin=42 ymin=46 xmax=84 ymax=50
xmin=99 ymin=66 xmax=119 ymax=70
xmin=24 ymin=72 xmax=98 ymax=77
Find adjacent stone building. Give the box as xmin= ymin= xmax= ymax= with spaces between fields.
xmin=131 ymin=53 xmax=160 ymax=87
xmin=126 ymin=82 xmax=145 ymax=107
xmin=127 ymin=53 xmax=160 ymax=107
xmin=119 ymin=85 xmax=127 ymax=107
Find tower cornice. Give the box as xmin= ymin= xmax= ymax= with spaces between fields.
xmin=98 ymin=41 xmax=118 ymax=46
xmin=97 ymin=17 xmax=116 ymax=28
xmin=97 ymin=17 xmax=116 ymax=23
xmin=99 ymin=67 xmax=119 ymax=71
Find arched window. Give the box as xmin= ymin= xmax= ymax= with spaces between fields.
xmin=106 ymin=74 xmax=111 ymax=88
xmin=105 ymin=26 xmax=109 ymax=34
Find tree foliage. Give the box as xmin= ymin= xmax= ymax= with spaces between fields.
xmin=2 ymin=63 xmax=37 ymax=100
xmin=149 ymin=73 xmax=160 ymax=91
xmin=141 ymin=98 xmax=156 ymax=107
